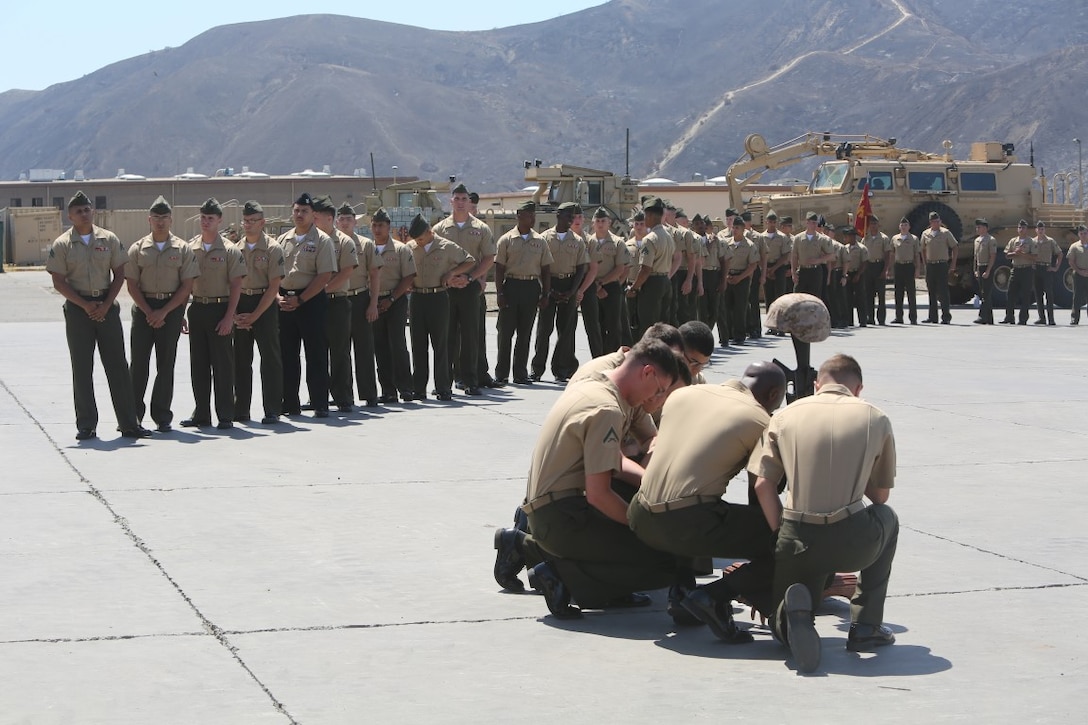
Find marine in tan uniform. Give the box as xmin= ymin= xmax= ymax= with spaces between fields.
xmin=665 ymin=203 xmax=698 ymax=325
xmin=790 ymin=211 xmax=835 ymax=298
xmin=861 ymin=216 xmax=892 ymax=325
xmin=586 ymin=207 xmax=631 ymax=354
xmin=493 ymin=339 xmax=685 ymax=618
xmin=751 ymin=354 xmax=899 ymax=673
xmin=890 ymin=217 xmax=922 ymax=324
xmin=760 ymin=211 xmax=792 ymax=323
xmin=919 ymin=211 xmax=958 ymax=324
xmin=276 ymin=193 xmax=338 ymax=418
xmin=232 ymin=200 xmax=286 ymax=424
xmin=1001 ymin=220 xmax=1037 ymax=325
xmin=406 ymin=214 xmax=475 ymax=401
xmin=628 ymin=198 xmax=676 ymax=339
xmin=620 ymin=211 xmax=648 ymax=347
xmin=368 ymin=208 xmax=416 ymax=401
xmin=630 ymin=362 xmax=785 ymax=638
xmin=532 ymin=202 xmax=589 ymax=382
xmin=838 ymin=227 xmax=869 ymax=327
xmin=1032 ymin=221 xmax=1063 ymax=326
xmin=433 ymin=183 xmax=496 ymax=393
xmin=126 ymin=195 xmax=200 ymax=432
xmin=493 ymin=201 xmax=552 ymax=385
xmin=335 ymin=202 xmax=382 ymax=407
xmin=573 ymin=204 xmax=606 ymax=359
xmin=691 ymin=215 xmax=730 ymax=344
xmin=1068 ymin=225 xmax=1088 ymax=325
xmin=181 ymin=198 xmax=247 ymax=430
xmin=47 ymin=191 xmax=149 ymax=440
xmin=971 ymin=218 xmax=998 ymax=325
xmin=722 ymin=217 xmax=759 ymax=344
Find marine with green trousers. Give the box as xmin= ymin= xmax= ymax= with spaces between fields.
xmin=46 ymin=191 xmax=150 ymax=441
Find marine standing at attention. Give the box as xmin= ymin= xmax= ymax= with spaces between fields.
xmin=46 ymin=191 xmax=150 ymax=440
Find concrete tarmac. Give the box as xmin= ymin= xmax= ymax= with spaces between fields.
xmin=1 ymin=269 xmax=1085 ymax=723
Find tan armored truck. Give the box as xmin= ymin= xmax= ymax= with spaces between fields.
xmin=479 ymin=163 xmax=641 ymax=238
xmin=728 ymin=133 xmax=1086 ymax=306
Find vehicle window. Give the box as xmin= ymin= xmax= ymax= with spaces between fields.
xmin=811 ymin=162 xmax=848 ymax=191
xmin=548 ymin=182 xmax=562 ymax=204
xmin=585 ymin=181 xmax=602 ymax=206
xmin=858 ymin=171 xmax=893 ymax=191
xmin=960 ymin=172 xmax=997 ymax=192
xmin=908 ymin=171 xmax=946 ymax=191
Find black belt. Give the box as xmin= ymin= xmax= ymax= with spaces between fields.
xmin=507 ymin=274 xmax=539 ymax=281
xmin=414 ymin=286 xmax=446 ymax=294
xmin=650 ymin=272 xmax=668 ymax=277
xmin=895 ymin=261 xmax=915 ymax=265
xmin=191 ymin=296 xmax=228 ymax=304
xmin=553 ymin=273 xmax=575 ymax=279
xmin=143 ymin=292 xmax=174 ymax=300
xmin=799 ymin=265 xmax=821 ymax=270
xmin=75 ymin=288 xmax=105 ymax=297
xmin=283 ymin=289 xmax=306 ymax=295
xmin=329 ymin=288 xmax=367 ymax=298
xmin=927 ymin=260 xmax=948 ymax=265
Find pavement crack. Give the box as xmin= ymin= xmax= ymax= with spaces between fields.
xmin=905 ymin=525 xmax=1088 ymax=583
xmin=0 ymin=379 xmax=299 ymax=725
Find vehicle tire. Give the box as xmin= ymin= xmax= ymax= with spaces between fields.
xmin=948 ymin=263 xmax=975 ymax=305
xmin=1054 ymin=256 xmax=1074 ymax=309
xmin=989 ymin=250 xmax=1011 ymax=309
xmin=907 ymin=201 xmax=963 ymax=241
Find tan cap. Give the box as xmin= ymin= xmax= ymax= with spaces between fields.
xmin=765 ymin=293 xmax=830 ymax=343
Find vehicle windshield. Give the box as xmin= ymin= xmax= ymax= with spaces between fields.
xmin=810 ymin=162 xmax=849 ymax=191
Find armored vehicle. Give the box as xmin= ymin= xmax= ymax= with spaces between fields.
xmin=728 ymin=133 xmax=1086 ymax=306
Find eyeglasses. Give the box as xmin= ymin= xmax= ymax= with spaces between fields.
xmin=650 ymin=368 xmax=670 ymax=398
xmin=684 ymin=352 xmax=711 ymax=371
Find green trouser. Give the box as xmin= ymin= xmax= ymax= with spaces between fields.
xmin=771 ymin=504 xmax=899 ymax=642
xmin=580 ymin=289 xmax=604 ymax=358
xmin=925 ymin=261 xmax=951 ymax=322
xmin=349 ymin=291 xmax=378 ymax=402
xmin=233 ymin=294 xmax=281 ymax=420
xmin=373 ymin=295 xmax=413 ymax=397
xmin=495 ymin=278 xmax=540 ymax=381
xmin=63 ymin=298 xmax=139 ymax=432
xmin=746 ymin=267 xmax=763 ymax=337
xmin=1006 ymin=267 xmax=1034 ymax=323
xmin=722 ymin=276 xmax=751 ymax=342
xmin=475 ymin=292 xmax=492 ymax=385
xmin=597 ymin=281 xmax=624 ymax=354
xmin=326 ymin=296 xmax=354 ymax=406
xmin=976 ymin=266 xmax=995 ymax=323
xmin=674 ymin=271 xmax=697 ymax=324
xmin=636 ymin=274 xmax=670 ymax=340
xmin=448 ymin=285 xmax=480 ymax=389
xmin=532 ymin=276 xmax=579 ymax=379
xmin=627 ymin=498 xmax=777 ymax=615
xmin=699 ymin=269 xmax=722 ymax=337
xmin=619 ymin=291 xmax=635 ymax=347
xmin=187 ymin=301 xmax=235 ymax=423
xmin=410 ymin=290 xmax=451 ymax=395
xmin=130 ymin=299 xmax=185 ymax=427
xmin=523 ymin=495 xmax=684 ymax=608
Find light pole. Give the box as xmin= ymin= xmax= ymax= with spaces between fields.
xmin=1075 ymin=138 xmax=1083 ymax=208
xmin=392 ymin=165 xmax=398 ymax=184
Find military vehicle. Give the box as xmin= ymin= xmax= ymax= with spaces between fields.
xmin=478 ymin=163 xmax=641 ymax=238
xmin=727 ymin=132 xmax=1087 ymax=306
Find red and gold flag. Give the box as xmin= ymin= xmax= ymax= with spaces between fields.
xmin=854 ymin=180 xmax=872 ymax=237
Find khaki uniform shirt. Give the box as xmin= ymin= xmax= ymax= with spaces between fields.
xmin=751 ymin=383 xmax=896 ymax=514
xmin=861 ymin=232 xmax=892 ymax=265
xmin=235 ymin=235 xmax=286 ymax=289
xmin=921 ymin=227 xmax=957 ymax=262
xmin=570 ymin=351 xmax=656 ymax=445
xmin=673 ymin=226 xmax=696 ymax=271
xmin=278 ymin=226 xmax=337 ymax=290
xmin=432 ymin=215 xmax=496 ymax=268
xmin=725 ymin=237 xmax=760 ymax=273
xmin=640 ymin=380 xmax=769 ymax=504
xmin=47 ymin=225 xmax=127 ymax=292
xmin=189 ymin=235 xmax=247 ymax=297
xmin=409 ymin=235 xmax=472 ymax=288
xmin=1034 ymin=235 xmax=1061 ymax=267
xmin=761 ymin=230 xmax=792 ymax=265
xmin=792 ymin=232 xmax=834 ymax=266
xmin=346 ymin=232 xmax=382 ymax=292
xmin=892 ymin=233 xmax=921 ymax=263
xmin=591 ymin=232 xmax=631 ymax=281
xmin=1005 ymin=236 xmax=1037 ymax=267
xmin=496 ymin=229 xmax=554 ymax=277
xmin=1067 ymin=241 xmax=1088 ymax=272
xmin=125 ymin=234 xmax=200 ymax=294
xmin=974 ymin=234 xmax=998 ymax=269
xmin=525 ymin=375 xmax=626 ymax=500
xmin=375 ymin=240 xmax=415 ymax=294
xmin=625 ymin=239 xmax=643 ymax=283
xmin=325 ymin=230 xmax=359 ymax=294
xmin=840 ymin=243 xmax=868 ymax=273
xmin=542 ymin=228 xmax=590 ymax=276
xmin=639 ymin=225 xmax=675 ymax=274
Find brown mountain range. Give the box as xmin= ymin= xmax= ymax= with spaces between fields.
xmin=1 ymin=0 xmax=1086 ymax=191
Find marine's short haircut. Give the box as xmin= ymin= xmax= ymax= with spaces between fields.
xmin=640 ymin=322 xmax=682 ymax=351
xmin=817 ymin=353 xmax=863 ymax=386
xmin=628 ymin=337 xmax=681 ymax=385
xmin=679 ymin=320 xmax=714 ymax=357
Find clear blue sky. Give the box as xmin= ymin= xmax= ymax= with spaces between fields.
xmin=1 ymin=1 xmax=605 ymax=92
